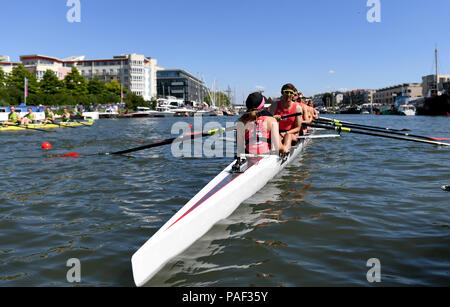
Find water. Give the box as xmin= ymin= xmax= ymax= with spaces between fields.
xmin=0 ymin=115 xmax=449 ymax=286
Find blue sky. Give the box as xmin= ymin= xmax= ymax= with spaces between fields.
xmin=1 ymin=0 xmax=450 ymax=101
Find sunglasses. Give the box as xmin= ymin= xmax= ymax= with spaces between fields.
xmin=283 ymin=90 xmax=296 ymax=96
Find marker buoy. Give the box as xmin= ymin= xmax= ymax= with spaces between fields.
xmin=42 ymin=142 xmax=52 ymax=150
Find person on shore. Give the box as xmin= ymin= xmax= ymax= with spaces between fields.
xmin=42 ymin=107 xmax=55 ymax=124
xmin=237 ymin=92 xmax=287 ymax=156
xmin=3 ymin=106 xmax=22 ymax=126
xmin=269 ymin=84 xmax=303 ymax=151
xmin=21 ymin=108 xmax=36 ymax=125
xmin=61 ymin=108 xmax=71 ymax=122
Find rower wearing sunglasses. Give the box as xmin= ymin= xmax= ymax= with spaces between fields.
xmin=269 ymin=84 xmax=303 ymax=151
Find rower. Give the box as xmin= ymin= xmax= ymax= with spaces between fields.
xmin=42 ymin=107 xmax=55 ymax=124
xmin=61 ymin=108 xmax=71 ymax=122
xmin=296 ymin=92 xmax=311 ymax=135
xmin=4 ymin=106 xmax=22 ymax=126
xmin=21 ymin=107 xmax=36 ymax=125
xmin=307 ymin=100 xmax=319 ymax=120
xmin=269 ymin=84 xmax=303 ymax=151
xmin=236 ymin=92 xmax=286 ymax=169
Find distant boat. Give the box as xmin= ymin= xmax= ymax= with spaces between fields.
xmin=416 ymin=47 xmax=450 ymax=116
xmin=397 ymin=104 xmax=416 ymax=116
xmin=340 ymin=105 xmax=362 ymax=114
xmin=416 ymin=94 xmax=450 ymax=116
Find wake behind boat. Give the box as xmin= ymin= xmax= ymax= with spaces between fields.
xmin=131 ymin=133 xmax=314 ymax=287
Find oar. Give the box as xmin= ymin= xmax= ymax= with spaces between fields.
xmin=50 ymin=121 xmax=78 ymax=129
xmin=73 ymin=120 xmax=93 ymax=127
xmin=318 ymin=117 xmax=411 ymax=132
xmin=315 ymin=119 xmax=450 ymax=141
xmin=106 ymin=112 xmax=304 ymax=156
xmin=2 ymin=123 xmax=54 ymax=133
xmin=307 ymin=123 xmax=450 ymax=147
xmin=58 ymin=112 xmax=303 ymax=157
xmin=104 ymin=127 xmax=236 ymax=155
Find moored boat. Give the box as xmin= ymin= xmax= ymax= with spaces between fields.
xmin=131 ymin=133 xmax=314 ymax=287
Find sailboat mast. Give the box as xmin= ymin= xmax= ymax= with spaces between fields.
xmin=435 ymin=46 xmax=439 ymax=94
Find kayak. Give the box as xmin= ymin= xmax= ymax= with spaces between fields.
xmin=0 ymin=120 xmax=94 ymax=132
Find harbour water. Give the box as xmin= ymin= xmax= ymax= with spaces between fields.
xmin=0 ymin=115 xmax=449 ymax=286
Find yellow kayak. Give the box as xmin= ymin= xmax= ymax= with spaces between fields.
xmin=0 ymin=120 xmax=94 ymax=132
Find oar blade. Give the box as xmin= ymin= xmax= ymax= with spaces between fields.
xmin=55 ymin=152 xmax=80 ymax=158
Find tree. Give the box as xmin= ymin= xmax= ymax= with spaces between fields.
xmin=40 ymin=70 xmax=64 ymax=95
xmin=64 ymin=67 xmax=88 ymax=96
xmin=6 ymin=64 xmax=39 ymax=94
xmin=125 ymin=92 xmax=147 ymax=109
xmin=88 ymin=77 xmax=107 ymax=95
xmin=0 ymin=68 xmax=5 ymax=88
xmin=105 ymin=79 xmax=122 ymax=96
xmin=204 ymin=91 xmax=231 ymax=106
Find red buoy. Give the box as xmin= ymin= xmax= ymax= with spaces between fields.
xmin=42 ymin=142 xmax=52 ymax=150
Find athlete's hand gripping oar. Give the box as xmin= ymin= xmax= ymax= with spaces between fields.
xmin=315 ymin=119 xmax=450 ymax=141
xmin=317 ymin=117 xmax=411 ymax=132
xmin=308 ymin=123 xmax=450 ymax=147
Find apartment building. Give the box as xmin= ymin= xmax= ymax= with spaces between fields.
xmin=373 ymin=83 xmax=422 ymax=105
xmin=342 ymin=89 xmax=375 ymax=105
xmin=20 ymin=54 xmax=72 ymax=80
xmin=19 ymin=53 xmax=160 ymax=101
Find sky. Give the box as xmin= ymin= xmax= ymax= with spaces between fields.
xmin=1 ymin=0 xmax=450 ymax=102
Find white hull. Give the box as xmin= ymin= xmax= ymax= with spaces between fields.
xmin=153 ymin=111 xmax=175 ymax=117
xmin=131 ymin=137 xmax=311 ymax=286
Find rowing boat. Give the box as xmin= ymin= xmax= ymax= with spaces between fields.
xmin=0 ymin=120 xmax=94 ymax=132
xmin=131 ymin=132 xmax=314 ymax=287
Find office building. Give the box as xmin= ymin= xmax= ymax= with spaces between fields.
xmin=157 ymin=69 xmax=208 ymax=105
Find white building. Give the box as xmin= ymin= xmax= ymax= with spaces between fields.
xmin=19 ymin=53 xmax=161 ymax=101
xmin=21 ymin=54 xmax=72 ymax=80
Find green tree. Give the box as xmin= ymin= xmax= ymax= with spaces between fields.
xmin=204 ymin=91 xmax=230 ymax=106
xmin=64 ymin=67 xmax=88 ymax=96
xmin=105 ymin=79 xmax=122 ymax=96
xmin=40 ymin=70 xmax=64 ymax=95
xmin=0 ymin=68 xmax=5 ymax=88
xmin=125 ymin=92 xmax=147 ymax=109
xmin=88 ymin=77 xmax=107 ymax=95
xmin=6 ymin=64 xmax=39 ymax=94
